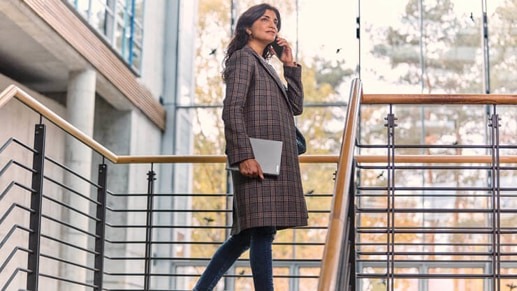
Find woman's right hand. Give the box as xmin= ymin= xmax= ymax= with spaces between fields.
xmin=239 ymin=159 xmax=264 ymax=180
xmin=272 ymin=37 xmax=296 ymax=67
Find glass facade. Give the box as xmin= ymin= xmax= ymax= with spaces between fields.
xmin=66 ymin=0 xmax=144 ymax=71
xmin=187 ymin=1 xmax=517 ymax=290
xmin=358 ymin=1 xmax=517 ymax=290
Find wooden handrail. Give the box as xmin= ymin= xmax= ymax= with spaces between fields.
xmin=363 ymin=93 xmax=517 ymax=104
xmin=0 ymin=85 xmax=343 ymax=165
xmin=4 ymin=84 xmax=517 ymax=165
xmin=115 ymin=154 xmax=339 ymax=164
xmin=90 ymin=154 xmax=517 ymax=165
xmin=356 ymin=154 xmax=517 ymax=164
xmin=318 ymin=78 xmax=362 ymax=291
xmin=1 ymin=84 xmax=119 ymax=162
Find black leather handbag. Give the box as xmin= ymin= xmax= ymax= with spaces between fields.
xmin=295 ymin=127 xmax=307 ymax=155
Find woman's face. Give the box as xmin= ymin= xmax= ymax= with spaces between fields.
xmin=247 ymin=9 xmax=279 ymax=45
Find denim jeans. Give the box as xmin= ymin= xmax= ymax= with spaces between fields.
xmin=193 ymin=226 xmax=277 ymax=291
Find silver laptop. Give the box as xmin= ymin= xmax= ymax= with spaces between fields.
xmin=227 ymin=138 xmax=283 ymax=176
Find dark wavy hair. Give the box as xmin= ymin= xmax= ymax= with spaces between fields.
xmin=222 ymin=3 xmax=281 ymax=82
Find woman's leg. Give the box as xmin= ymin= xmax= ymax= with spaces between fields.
xmin=193 ymin=230 xmax=251 ymax=291
xmin=249 ymin=227 xmax=277 ymax=291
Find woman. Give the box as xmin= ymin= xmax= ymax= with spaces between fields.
xmin=194 ymin=3 xmax=308 ymax=291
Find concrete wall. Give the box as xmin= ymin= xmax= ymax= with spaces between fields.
xmin=89 ymin=1 xmax=169 ymax=289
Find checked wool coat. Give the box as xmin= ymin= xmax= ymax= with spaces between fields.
xmin=222 ymin=45 xmax=308 ymax=235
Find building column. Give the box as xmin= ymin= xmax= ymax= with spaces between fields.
xmin=59 ymin=69 xmax=96 ymax=290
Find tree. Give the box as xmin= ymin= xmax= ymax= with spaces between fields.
xmin=371 ymin=0 xmax=481 ymax=93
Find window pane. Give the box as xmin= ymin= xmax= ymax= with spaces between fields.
xmin=489 ymin=0 xmax=517 ymax=93
xmin=90 ymin=0 xmax=109 ymax=35
xmin=66 ymin=0 xmax=142 ymax=70
xmin=73 ymin=0 xmax=90 ymax=18
xmin=361 ymin=0 xmax=484 ymax=94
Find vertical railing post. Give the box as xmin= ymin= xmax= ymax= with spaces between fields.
xmin=384 ymin=106 xmax=397 ymax=291
xmin=224 ymin=171 xmax=235 ymax=288
xmin=348 ymin=163 xmax=356 ymax=291
xmin=27 ymin=123 xmax=45 ymax=291
xmin=488 ymin=106 xmax=501 ymax=291
xmin=144 ymin=164 xmax=156 ymax=291
xmin=336 ymin=163 xmax=357 ymax=291
xmin=94 ymin=163 xmax=108 ymax=290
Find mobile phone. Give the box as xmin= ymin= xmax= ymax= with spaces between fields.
xmin=271 ymin=38 xmax=284 ymax=57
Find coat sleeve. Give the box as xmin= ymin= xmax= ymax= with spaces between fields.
xmin=283 ymin=64 xmax=304 ymax=116
xmin=222 ymin=50 xmax=255 ymax=166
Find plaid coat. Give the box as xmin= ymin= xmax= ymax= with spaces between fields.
xmin=222 ymin=45 xmax=308 ymax=235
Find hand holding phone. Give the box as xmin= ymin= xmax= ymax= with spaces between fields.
xmin=271 ymin=38 xmax=284 ymax=57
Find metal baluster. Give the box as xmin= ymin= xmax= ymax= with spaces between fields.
xmin=94 ymin=162 xmax=108 ymax=290
xmin=385 ymin=107 xmax=397 ymax=291
xmin=144 ymin=164 xmax=156 ymax=290
xmin=349 ymin=163 xmax=357 ymax=291
xmin=27 ymin=123 xmax=45 ymax=291
xmin=488 ymin=106 xmax=501 ymax=291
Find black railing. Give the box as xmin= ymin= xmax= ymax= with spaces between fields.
xmin=354 ymin=101 xmax=517 ymax=291
xmin=94 ymin=163 xmax=108 ymax=290
xmin=27 ymin=124 xmax=45 ymax=291
xmin=0 ymin=117 xmax=333 ymax=290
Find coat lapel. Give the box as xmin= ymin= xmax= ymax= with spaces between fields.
xmin=246 ymin=47 xmax=290 ymax=104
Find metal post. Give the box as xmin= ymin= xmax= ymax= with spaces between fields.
xmin=418 ymin=0 xmax=425 ymax=93
xmin=482 ymin=9 xmax=493 ymax=290
xmin=488 ymin=107 xmax=501 ymax=291
xmin=385 ymin=107 xmax=397 ymax=291
xmin=224 ymin=171 xmax=235 ymax=289
xmin=27 ymin=123 xmax=45 ymax=291
xmin=482 ymin=0 xmax=492 ymax=153
xmin=93 ymin=163 xmax=108 ymax=290
xmin=481 ymin=0 xmax=490 ymax=95
xmin=348 ymin=163 xmax=356 ymax=291
xmin=144 ymin=164 xmax=156 ymax=290
xmin=337 ymin=163 xmax=357 ymax=291
xmin=356 ymin=0 xmax=361 ymax=78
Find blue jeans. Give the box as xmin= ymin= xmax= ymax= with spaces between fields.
xmin=193 ymin=226 xmax=277 ymax=291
